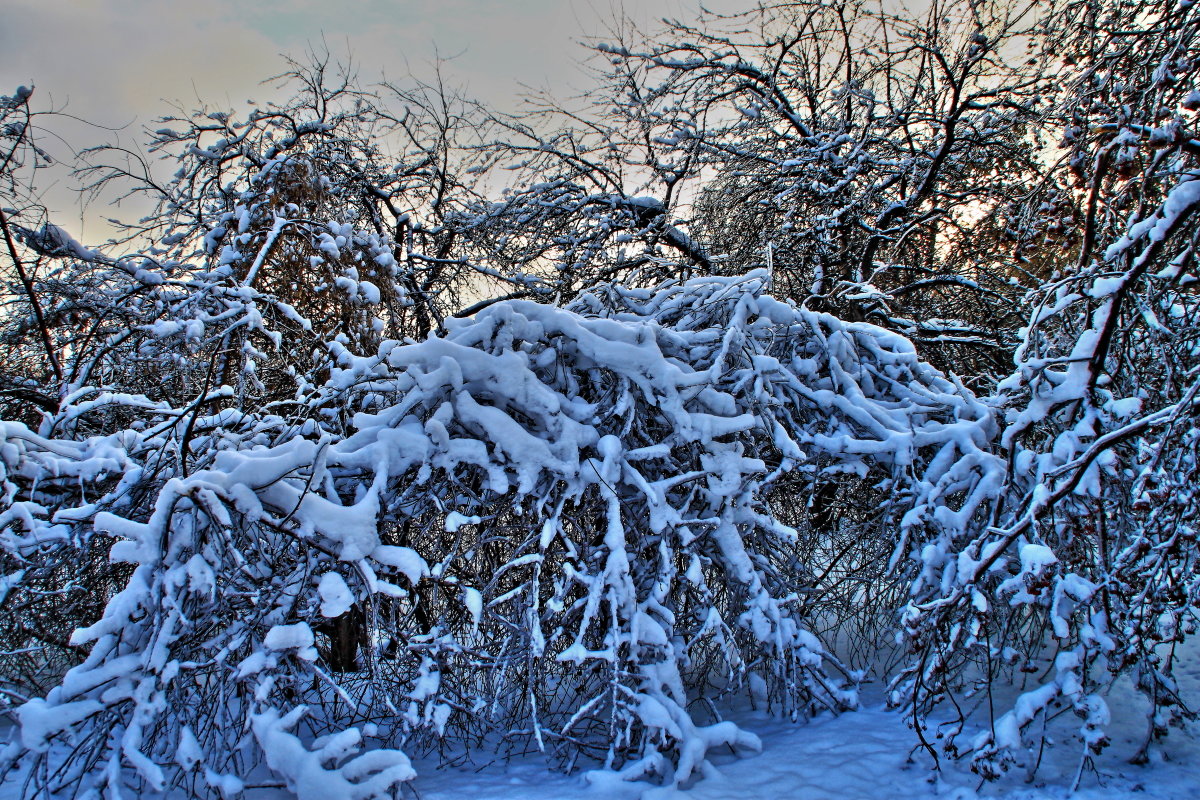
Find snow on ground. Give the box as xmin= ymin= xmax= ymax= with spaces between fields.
xmin=389 ymin=643 xmax=1200 ymax=800
xmin=5 ymin=657 xmax=1198 ymax=800
xmin=392 ymin=635 xmax=1200 ymax=800
xmin=393 ymin=699 xmax=1199 ymax=800
xmin=6 ymin=643 xmax=1198 ymax=799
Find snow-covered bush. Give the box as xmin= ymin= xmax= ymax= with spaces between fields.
xmin=0 ymin=270 xmax=996 ymax=797
xmin=7 ymin=5 xmax=1196 ymax=794
xmin=894 ymin=0 xmax=1200 ymax=782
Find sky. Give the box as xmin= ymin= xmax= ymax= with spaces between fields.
xmin=0 ymin=0 xmax=726 ymax=238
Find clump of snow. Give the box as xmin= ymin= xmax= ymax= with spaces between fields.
xmin=265 ymin=623 xmax=318 ymax=661
xmin=318 ymin=572 xmax=354 ymax=618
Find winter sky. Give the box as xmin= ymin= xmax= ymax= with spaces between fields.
xmin=2 ymin=0 xmax=738 ymax=235
xmin=3 ymin=0 xmax=713 ymax=119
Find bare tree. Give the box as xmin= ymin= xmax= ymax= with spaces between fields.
xmin=481 ymin=1 xmax=1052 ymax=385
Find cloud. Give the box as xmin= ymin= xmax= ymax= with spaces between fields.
xmin=2 ymin=0 xmax=709 ymax=123
xmin=2 ymin=0 xmax=279 ymax=127
xmin=0 ymin=0 xmax=707 ymax=232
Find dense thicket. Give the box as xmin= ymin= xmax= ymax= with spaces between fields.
xmin=1 ymin=0 xmax=1197 ymax=796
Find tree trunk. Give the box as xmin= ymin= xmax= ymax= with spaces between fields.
xmin=320 ymin=606 xmax=367 ymax=672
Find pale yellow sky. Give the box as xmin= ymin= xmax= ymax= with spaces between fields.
xmin=1 ymin=0 xmax=736 ymax=239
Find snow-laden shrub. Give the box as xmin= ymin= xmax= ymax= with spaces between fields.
xmin=895 ymin=176 xmax=1200 ymax=781
xmin=0 ymin=271 xmax=996 ymax=797
xmin=894 ymin=2 xmax=1200 ymax=780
